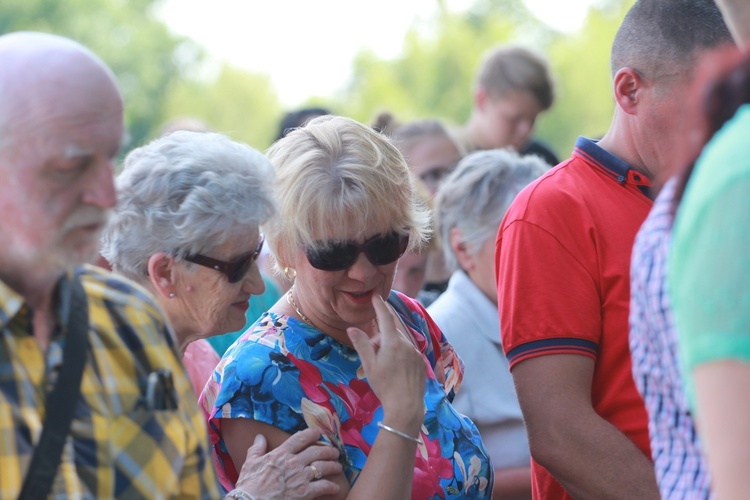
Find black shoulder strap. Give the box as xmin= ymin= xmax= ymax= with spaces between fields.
xmin=19 ymin=273 xmax=89 ymax=499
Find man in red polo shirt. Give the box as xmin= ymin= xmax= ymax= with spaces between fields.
xmin=495 ymin=0 xmax=731 ymax=498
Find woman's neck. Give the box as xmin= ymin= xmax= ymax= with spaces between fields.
xmin=282 ymin=285 xmax=377 ymax=347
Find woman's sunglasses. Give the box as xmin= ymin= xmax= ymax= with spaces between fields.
xmin=304 ymin=232 xmax=409 ymax=272
xmin=183 ymin=235 xmax=265 ymax=283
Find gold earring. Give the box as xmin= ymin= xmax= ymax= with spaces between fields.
xmin=283 ymin=267 xmax=297 ymax=281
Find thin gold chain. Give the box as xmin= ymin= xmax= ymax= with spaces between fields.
xmin=286 ymin=285 xmax=315 ymax=328
xmin=286 ymin=284 xmax=383 ymax=337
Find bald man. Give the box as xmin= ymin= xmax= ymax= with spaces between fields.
xmin=0 ymin=30 xmax=221 ymax=498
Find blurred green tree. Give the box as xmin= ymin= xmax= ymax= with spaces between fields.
xmin=339 ymin=0 xmax=548 ymax=126
xmin=535 ymin=0 xmax=634 ymax=155
xmin=0 ymin=0 xmax=199 ymax=150
xmin=163 ymin=62 xmax=283 ymax=150
xmin=0 ymin=0 xmax=636 ymax=158
xmin=333 ymin=0 xmax=635 ymax=158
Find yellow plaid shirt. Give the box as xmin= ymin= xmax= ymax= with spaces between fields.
xmin=0 ymin=265 xmax=220 ymax=499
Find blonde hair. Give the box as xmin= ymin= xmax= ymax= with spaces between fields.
xmin=264 ymin=115 xmax=431 ymax=270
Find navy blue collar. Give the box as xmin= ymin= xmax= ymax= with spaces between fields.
xmin=573 ymin=137 xmax=653 ymax=199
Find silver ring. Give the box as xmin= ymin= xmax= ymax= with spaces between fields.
xmin=309 ymin=463 xmax=323 ymax=480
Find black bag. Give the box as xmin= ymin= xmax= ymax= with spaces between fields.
xmin=19 ymin=273 xmax=89 ymax=499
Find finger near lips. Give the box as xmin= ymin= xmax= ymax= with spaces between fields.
xmin=372 ymin=295 xmax=397 ymax=332
xmin=372 ymin=296 xmax=406 ymax=348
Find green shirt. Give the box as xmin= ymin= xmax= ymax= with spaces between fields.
xmin=670 ymin=104 xmax=750 ymax=412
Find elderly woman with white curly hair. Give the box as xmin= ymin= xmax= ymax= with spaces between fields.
xmin=427 ymin=149 xmax=548 ymax=499
xmin=201 ymin=116 xmax=493 ymax=499
xmin=100 ymin=130 xmax=345 ymax=500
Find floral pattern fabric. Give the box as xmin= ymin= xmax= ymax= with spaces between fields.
xmin=201 ymin=291 xmax=493 ymax=499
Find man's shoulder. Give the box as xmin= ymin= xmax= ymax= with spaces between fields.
xmin=79 ymin=264 xmax=161 ymax=313
xmin=502 ymin=156 xmax=592 ymax=223
xmin=77 ymin=264 xmax=173 ymax=347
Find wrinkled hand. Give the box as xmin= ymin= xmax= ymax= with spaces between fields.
xmin=347 ymin=295 xmax=427 ymax=435
xmin=233 ymin=428 xmax=342 ymax=500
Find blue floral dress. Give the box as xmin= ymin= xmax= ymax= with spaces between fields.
xmin=201 ymin=291 xmax=493 ymax=499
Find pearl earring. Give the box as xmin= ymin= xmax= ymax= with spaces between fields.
xmin=283 ymin=267 xmax=297 ymax=281
xmin=169 ymin=292 xmax=175 ymax=298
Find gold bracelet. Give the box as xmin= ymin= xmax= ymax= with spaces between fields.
xmin=377 ymin=422 xmax=424 ymax=444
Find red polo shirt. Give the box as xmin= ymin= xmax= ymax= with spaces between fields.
xmin=496 ymin=137 xmax=653 ymax=499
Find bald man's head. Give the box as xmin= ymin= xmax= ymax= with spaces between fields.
xmin=0 ymin=32 xmax=124 ymax=291
xmin=0 ymin=32 xmax=123 ymax=148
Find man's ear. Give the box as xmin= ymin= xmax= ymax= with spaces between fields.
xmin=475 ymin=86 xmax=489 ymax=112
xmin=613 ymin=67 xmax=643 ymax=116
xmin=147 ymin=252 xmax=177 ymax=299
xmin=450 ymin=227 xmax=474 ymax=272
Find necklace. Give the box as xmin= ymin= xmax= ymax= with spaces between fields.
xmin=286 ymin=285 xmax=315 ymax=328
xmin=286 ymin=285 xmax=382 ymax=338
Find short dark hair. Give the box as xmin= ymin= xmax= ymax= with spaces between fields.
xmin=475 ymin=45 xmax=554 ymax=110
xmin=275 ymin=106 xmax=332 ymax=141
xmin=611 ymin=0 xmax=732 ymax=81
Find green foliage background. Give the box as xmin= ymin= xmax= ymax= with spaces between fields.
xmin=332 ymin=0 xmax=633 ymax=158
xmin=1 ymin=0 xmax=635 ymax=158
xmin=0 ymin=0 xmax=199 ymax=149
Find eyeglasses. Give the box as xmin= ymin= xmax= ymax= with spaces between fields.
xmin=419 ymin=164 xmax=455 ymax=192
xmin=304 ymin=232 xmax=409 ymax=271
xmin=183 ymin=235 xmax=264 ymax=283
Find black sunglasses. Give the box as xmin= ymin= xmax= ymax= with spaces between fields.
xmin=183 ymin=235 xmax=265 ymax=283
xmin=304 ymin=232 xmax=409 ymax=271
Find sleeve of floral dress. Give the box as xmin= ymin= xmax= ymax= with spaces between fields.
xmin=395 ymin=292 xmax=465 ymax=401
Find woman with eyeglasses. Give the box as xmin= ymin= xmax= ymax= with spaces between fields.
xmin=201 ymin=115 xmax=493 ymax=499
xmin=100 ymin=130 xmax=345 ymax=499
xmin=374 ymin=114 xmax=462 ymax=306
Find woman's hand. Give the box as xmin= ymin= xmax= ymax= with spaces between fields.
xmin=347 ymin=295 xmax=426 ymax=436
xmin=232 ymin=427 xmax=343 ymax=500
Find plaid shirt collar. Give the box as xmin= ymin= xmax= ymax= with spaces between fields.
xmin=0 ymin=279 xmax=26 ymax=331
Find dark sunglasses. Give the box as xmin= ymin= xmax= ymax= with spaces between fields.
xmin=183 ymin=235 xmax=264 ymax=283
xmin=304 ymin=232 xmax=409 ymax=271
